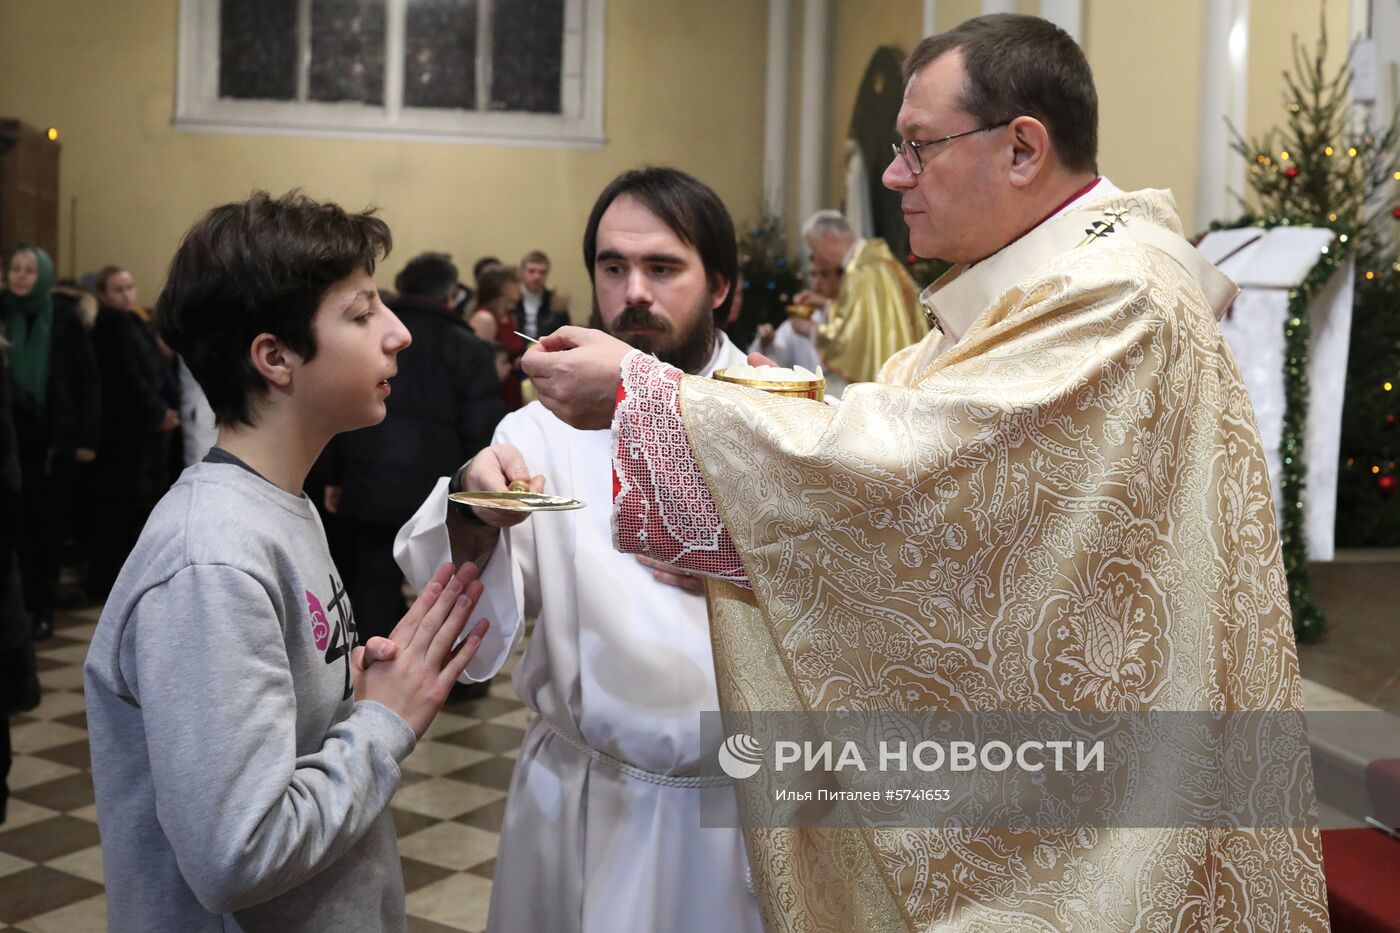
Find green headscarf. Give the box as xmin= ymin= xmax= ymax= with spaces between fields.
xmin=3 ymin=245 xmax=55 ymax=413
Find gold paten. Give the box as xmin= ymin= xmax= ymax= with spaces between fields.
xmin=448 ymin=490 xmax=584 ymax=512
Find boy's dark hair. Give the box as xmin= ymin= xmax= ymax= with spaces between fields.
xmin=156 ymin=190 xmax=391 ymax=427
xmin=582 ymin=167 xmax=737 ymax=321
xmin=904 ymin=14 xmax=1098 ymax=174
xmin=395 ymin=252 xmax=458 ymax=302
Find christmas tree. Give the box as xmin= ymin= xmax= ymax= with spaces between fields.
xmin=731 ymin=215 xmax=804 ymax=352
xmin=1233 ymin=26 xmax=1397 ymax=233
xmin=1228 ymin=14 xmax=1400 ymax=641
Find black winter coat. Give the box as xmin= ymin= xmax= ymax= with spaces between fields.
xmin=91 ymin=303 xmax=178 ymax=442
xmin=0 ymin=353 xmax=38 ymax=714
xmin=512 ymin=288 xmax=571 ymax=340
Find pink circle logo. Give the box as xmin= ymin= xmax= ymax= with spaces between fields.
xmin=306 ymin=590 xmax=330 ymax=651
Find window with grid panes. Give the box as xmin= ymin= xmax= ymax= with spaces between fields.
xmin=178 ymin=0 xmax=603 ymax=146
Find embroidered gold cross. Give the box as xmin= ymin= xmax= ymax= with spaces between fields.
xmin=1076 ymin=208 xmax=1131 ymax=249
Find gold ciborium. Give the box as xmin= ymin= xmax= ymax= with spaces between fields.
xmin=713 ymin=367 xmax=825 ymax=400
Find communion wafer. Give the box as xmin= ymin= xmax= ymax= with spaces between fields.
xmin=719 ymin=364 xmax=823 ymax=382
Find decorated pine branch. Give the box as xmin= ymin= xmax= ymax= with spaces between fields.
xmin=1229 ymin=14 xmax=1398 ymax=243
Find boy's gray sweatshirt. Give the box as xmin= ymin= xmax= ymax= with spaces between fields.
xmin=84 ymin=459 xmax=417 ymax=932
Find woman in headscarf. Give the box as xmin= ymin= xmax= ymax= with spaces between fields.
xmin=2 ymin=245 xmax=99 ymax=640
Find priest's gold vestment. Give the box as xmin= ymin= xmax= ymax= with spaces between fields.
xmin=676 ymin=189 xmax=1328 ymax=931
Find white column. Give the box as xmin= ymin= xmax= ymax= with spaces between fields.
xmin=763 ymin=0 xmax=792 ymax=220
xmin=1195 ymin=0 xmax=1250 ymax=229
xmin=295 ymin=0 xmax=312 ymax=103
xmin=384 ymin=0 xmax=405 ymax=121
xmin=980 ymin=0 xmax=1016 ymax=14
xmin=1039 ymin=0 xmax=1083 ymax=44
xmin=1354 ymin=0 xmax=1397 ymax=256
xmin=1355 ymin=0 xmax=1398 ymax=117
xmin=922 ymin=0 xmax=936 ymax=37
xmin=798 ymin=0 xmax=831 ymax=226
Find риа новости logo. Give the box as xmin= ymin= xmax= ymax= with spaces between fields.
xmin=718 ymin=733 xmax=764 ymax=780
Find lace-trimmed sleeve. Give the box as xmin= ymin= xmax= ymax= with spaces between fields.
xmin=611 ymin=351 xmax=749 ymax=585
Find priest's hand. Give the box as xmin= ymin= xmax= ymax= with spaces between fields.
xmin=790 ymin=290 xmax=828 ymax=338
xmin=464 ymin=444 xmax=545 ymax=528
xmin=747 ymin=351 xmax=779 ymax=367
xmin=521 ymin=326 xmax=632 ymax=431
xmin=636 ymin=555 xmax=705 ymax=594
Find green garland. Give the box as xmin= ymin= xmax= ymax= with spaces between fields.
xmin=1211 ymin=214 xmax=1349 ymax=643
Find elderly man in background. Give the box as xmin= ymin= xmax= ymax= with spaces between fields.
xmin=753 ymin=209 xmax=926 ymax=397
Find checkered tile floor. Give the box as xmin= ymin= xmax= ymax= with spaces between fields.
xmin=1 ymin=596 xmax=529 ymax=932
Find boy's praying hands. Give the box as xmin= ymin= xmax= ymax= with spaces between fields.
xmin=353 ymin=562 xmax=489 ymax=737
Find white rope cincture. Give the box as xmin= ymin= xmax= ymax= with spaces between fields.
xmin=540 ymin=717 xmax=733 ymax=789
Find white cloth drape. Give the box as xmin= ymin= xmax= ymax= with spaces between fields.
xmin=1204 ymin=227 xmax=1353 ymax=560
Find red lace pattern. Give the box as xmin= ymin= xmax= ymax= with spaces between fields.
xmin=611 ymin=351 xmax=749 ymax=584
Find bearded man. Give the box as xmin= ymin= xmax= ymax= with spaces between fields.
xmin=395 ymin=168 xmax=763 ymax=933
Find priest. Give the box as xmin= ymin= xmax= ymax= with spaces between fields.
xmin=754 ymin=209 xmax=926 ymax=397
xmin=521 ymin=14 xmax=1328 ymax=933
xmin=799 ymin=209 xmax=928 ymax=391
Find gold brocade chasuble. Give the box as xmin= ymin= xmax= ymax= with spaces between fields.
xmin=681 ymin=189 xmax=1328 ymax=932
xmin=816 ymin=238 xmax=929 ymax=385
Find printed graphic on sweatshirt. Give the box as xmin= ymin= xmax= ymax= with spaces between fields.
xmin=306 ymin=576 xmax=358 ymax=700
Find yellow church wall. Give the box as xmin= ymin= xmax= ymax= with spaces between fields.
xmin=1082 ymin=0 xmax=1206 ymax=232
xmin=0 ymin=0 xmax=768 ymax=315
xmin=936 ymin=0 xmax=983 ymax=33
xmin=783 ymin=0 xmax=811 ymax=247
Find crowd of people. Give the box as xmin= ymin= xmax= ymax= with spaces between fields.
xmin=0 ymin=201 xmax=878 ymax=676
xmin=0 ymin=247 xmax=578 ymax=614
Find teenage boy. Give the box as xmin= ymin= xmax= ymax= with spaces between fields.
xmin=84 ymin=191 xmax=490 ymax=932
